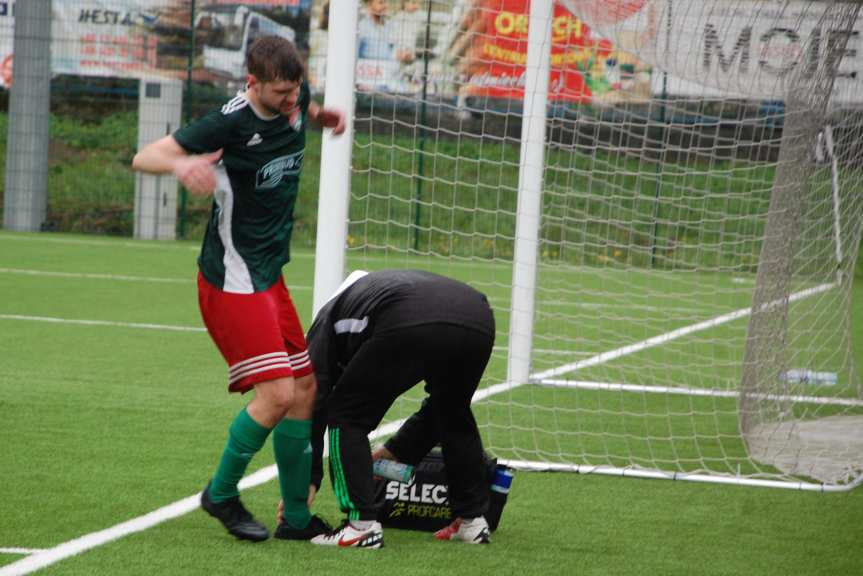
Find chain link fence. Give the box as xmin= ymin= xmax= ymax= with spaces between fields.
xmin=0 ymin=1 xmax=859 ymax=276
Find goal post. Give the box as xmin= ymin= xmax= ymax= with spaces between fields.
xmin=313 ymin=0 xmax=863 ymax=491
xmin=312 ymin=0 xmax=359 ymax=317
xmin=509 ymin=0 xmax=553 ymax=387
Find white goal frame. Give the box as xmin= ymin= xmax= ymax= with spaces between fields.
xmin=312 ymin=0 xmax=863 ymax=492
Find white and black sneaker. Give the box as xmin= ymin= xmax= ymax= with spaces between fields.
xmin=434 ymin=516 xmax=491 ymax=544
xmin=310 ymin=519 xmax=384 ymax=549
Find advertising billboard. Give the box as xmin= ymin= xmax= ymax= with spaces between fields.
xmin=0 ymin=1 xmax=311 ymax=88
xmin=563 ymin=0 xmax=863 ymax=103
xmin=456 ymin=0 xmax=651 ymax=104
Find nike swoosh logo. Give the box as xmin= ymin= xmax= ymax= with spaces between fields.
xmin=338 ymin=534 xmax=367 ymax=547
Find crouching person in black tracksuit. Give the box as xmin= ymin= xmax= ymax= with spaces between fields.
xmin=306 ymin=269 xmax=495 ymax=548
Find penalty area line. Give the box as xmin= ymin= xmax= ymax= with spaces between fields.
xmin=0 ymin=267 xmax=312 ymax=290
xmin=531 ymin=282 xmax=835 ymax=381
xmin=0 ymin=314 xmax=206 ymax=333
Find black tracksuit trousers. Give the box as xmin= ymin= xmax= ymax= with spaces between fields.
xmin=326 ymin=321 xmax=494 ymax=521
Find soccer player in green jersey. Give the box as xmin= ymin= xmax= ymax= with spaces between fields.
xmin=132 ymin=35 xmax=344 ymax=542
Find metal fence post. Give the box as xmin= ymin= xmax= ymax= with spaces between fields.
xmin=3 ymin=0 xmax=52 ymax=232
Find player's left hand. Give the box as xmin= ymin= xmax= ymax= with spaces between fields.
xmin=316 ymin=107 xmax=346 ymax=135
xmin=276 ymin=498 xmax=285 ymax=524
xmin=275 ymin=485 xmax=317 ymax=524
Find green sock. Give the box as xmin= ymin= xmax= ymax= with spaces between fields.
xmin=272 ymin=418 xmax=313 ymax=528
xmin=209 ymin=408 xmax=271 ymax=503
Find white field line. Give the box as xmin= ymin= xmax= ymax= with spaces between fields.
xmin=0 ymin=281 xmax=835 ymax=575
xmin=493 ymin=345 xmax=592 ymax=357
xmin=538 ymin=300 xmax=726 ymax=315
xmin=0 ymin=233 xmax=196 ymax=251
xmin=0 ymin=315 xmax=206 ymax=333
xmin=344 ymin=251 xmax=514 ymax=269
xmin=0 ymin=268 xmax=189 ymax=285
xmin=537 ymin=379 xmax=863 ymax=408
xmin=0 ymin=267 xmax=312 ymax=290
xmin=0 ymin=421 xmax=406 ymax=576
xmin=0 ymin=233 xmax=315 ymax=259
xmin=531 ymin=282 xmax=835 ymax=381
xmin=3 ymin=323 xmax=664 ymax=348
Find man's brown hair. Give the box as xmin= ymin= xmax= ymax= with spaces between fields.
xmin=246 ymin=35 xmax=305 ymax=83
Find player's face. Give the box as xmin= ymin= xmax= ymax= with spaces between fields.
xmin=253 ymin=77 xmax=302 ymax=117
xmin=368 ymin=0 xmax=388 ymax=17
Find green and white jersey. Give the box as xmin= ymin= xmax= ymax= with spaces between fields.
xmin=173 ymin=83 xmax=310 ymax=293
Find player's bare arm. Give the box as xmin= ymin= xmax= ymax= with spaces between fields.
xmin=132 ymin=135 xmax=222 ymax=196
xmin=309 ymin=100 xmax=346 ymax=135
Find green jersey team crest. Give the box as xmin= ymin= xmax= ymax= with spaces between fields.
xmin=257 ymin=151 xmax=305 ymax=189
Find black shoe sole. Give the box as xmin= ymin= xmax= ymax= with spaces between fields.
xmin=274 ymin=516 xmax=331 ymax=541
xmin=220 ymin=524 xmax=270 ymax=542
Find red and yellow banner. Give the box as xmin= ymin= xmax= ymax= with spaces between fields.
xmin=461 ymin=0 xmax=649 ymax=104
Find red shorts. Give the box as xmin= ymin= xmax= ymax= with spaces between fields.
xmin=198 ymin=272 xmax=313 ymax=393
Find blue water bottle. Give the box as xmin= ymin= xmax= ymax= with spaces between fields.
xmin=487 ymin=466 xmax=513 ymax=531
xmin=373 ymin=458 xmax=415 ymax=484
xmin=491 ymin=467 xmax=514 ymax=494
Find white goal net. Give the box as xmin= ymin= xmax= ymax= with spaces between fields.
xmin=314 ymin=0 xmax=863 ymax=490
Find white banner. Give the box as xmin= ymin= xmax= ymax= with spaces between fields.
xmin=565 ymin=0 xmax=863 ymax=103
xmin=662 ymin=0 xmax=862 ymax=102
xmin=0 ymin=1 xmax=167 ymax=87
xmin=0 ymin=1 xmax=311 ymax=88
xmin=52 ymin=2 xmax=163 ymax=79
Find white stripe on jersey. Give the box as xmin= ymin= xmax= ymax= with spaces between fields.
xmin=288 ymin=350 xmax=309 ymax=362
xmin=290 ymin=358 xmax=312 ymax=372
xmin=229 ymin=362 xmax=294 ymax=385
xmin=230 ymin=358 xmax=292 ymax=381
xmin=230 ymin=351 xmax=290 ymax=375
xmin=221 ymin=94 xmax=249 ymax=115
xmin=214 ymin=166 xmax=254 ymax=294
xmin=288 ymin=351 xmax=311 ymax=371
xmin=334 ymin=316 xmax=369 ymax=335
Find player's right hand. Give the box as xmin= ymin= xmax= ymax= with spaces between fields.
xmin=173 ymin=149 xmax=223 ymax=196
xmin=371 ymin=445 xmax=395 ymax=461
